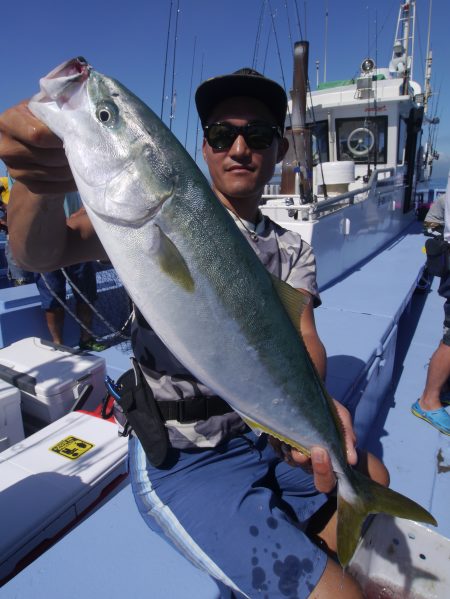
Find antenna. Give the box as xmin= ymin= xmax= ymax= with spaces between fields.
xmin=423 ymin=0 xmax=433 ymax=114
xmin=390 ymin=0 xmax=416 ymax=92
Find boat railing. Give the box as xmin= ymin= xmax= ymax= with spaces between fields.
xmin=261 ymin=166 xmax=399 ymax=221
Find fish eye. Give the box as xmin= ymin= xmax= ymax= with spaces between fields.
xmin=95 ymin=102 xmax=118 ymax=126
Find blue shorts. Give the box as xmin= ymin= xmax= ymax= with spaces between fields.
xmin=36 ymin=263 xmax=97 ymax=310
xmin=129 ymin=432 xmax=328 ymax=598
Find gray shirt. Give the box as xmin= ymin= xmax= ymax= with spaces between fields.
xmin=132 ymin=213 xmax=320 ymax=449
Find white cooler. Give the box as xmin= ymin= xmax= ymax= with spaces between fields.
xmin=0 ymin=410 xmax=129 ymax=583
xmin=0 ymin=379 xmax=24 ymax=452
xmin=0 ymin=337 xmax=107 ymax=428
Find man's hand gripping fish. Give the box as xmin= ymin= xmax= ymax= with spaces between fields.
xmin=28 ymin=57 xmax=437 ymax=566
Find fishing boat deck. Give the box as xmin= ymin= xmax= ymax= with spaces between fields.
xmin=2 ymin=221 xmax=449 ymax=598
xmin=365 ymin=274 xmax=450 ymax=539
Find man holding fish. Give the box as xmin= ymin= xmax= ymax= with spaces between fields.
xmin=0 ymin=63 xmax=420 ymax=598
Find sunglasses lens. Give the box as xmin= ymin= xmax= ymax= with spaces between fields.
xmin=205 ymin=123 xmax=279 ymax=150
xmin=207 ymin=124 xmax=236 ymax=150
xmin=245 ymin=124 xmax=274 ymax=149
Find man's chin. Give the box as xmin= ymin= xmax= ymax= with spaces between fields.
xmin=223 ymin=183 xmax=264 ymax=200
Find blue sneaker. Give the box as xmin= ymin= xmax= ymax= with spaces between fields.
xmin=411 ymin=400 xmax=450 ymax=436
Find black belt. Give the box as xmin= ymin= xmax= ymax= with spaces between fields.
xmin=157 ymin=396 xmax=233 ymax=423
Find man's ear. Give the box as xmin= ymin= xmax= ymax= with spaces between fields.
xmin=202 ymin=137 xmax=208 ymax=163
xmin=276 ymin=137 xmax=289 ymax=163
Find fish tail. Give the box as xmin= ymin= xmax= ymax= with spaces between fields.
xmin=336 ymin=468 xmax=437 ymax=567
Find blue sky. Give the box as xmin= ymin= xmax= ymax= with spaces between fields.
xmin=1 ymin=0 xmax=448 ymax=179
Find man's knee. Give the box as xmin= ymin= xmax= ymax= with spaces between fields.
xmin=311 ymin=558 xmax=363 ymax=598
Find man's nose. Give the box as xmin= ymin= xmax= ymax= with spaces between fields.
xmin=229 ymin=134 xmax=251 ymax=157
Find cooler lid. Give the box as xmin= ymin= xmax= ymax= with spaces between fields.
xmin=0 ymin=337 xmax=105 ymax=398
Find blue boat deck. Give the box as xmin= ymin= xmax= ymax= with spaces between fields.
xmin=365 ymin=275 xmax=450 ymax=539
xmin=2 ymin=221 xmax=450 ymax=598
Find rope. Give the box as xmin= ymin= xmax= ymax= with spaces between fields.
xmin=61 ymin=267 xmax=132 ymax=340
xmin=39 ymin=267 xmax=132 ymax=343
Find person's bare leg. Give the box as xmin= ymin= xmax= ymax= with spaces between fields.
xmin=308 ymin=452 xmax=389 ymax=554
xmin=419 ymin=342 xmax=450 ymax=410
xmin=310 ymin=558 xmax=363 ymax=598
xmin=76 ymin=301 xmax=93 ymax=343
xmin=44 ymin=306 xmax=64 ymax=344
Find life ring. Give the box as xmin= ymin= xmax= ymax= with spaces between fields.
xmin=347 ymin=127 xmax=375 ymax=157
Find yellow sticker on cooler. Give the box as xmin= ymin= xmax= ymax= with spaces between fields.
xmin=50 ymin=436 xmax=94 ymax=460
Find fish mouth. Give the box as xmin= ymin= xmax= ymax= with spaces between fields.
xmin=36 ymin=57 xmax=91 ymax=103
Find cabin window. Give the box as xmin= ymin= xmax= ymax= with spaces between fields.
xmin=309 ymin=121 xmax=329 ymax=165
xmin=397 ymin=116 xmax=408 ymax=164
xmin=335 ymin=116 xmax=388 ymax=164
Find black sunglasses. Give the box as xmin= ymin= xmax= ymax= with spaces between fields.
xmin=203 ymin=122 xmax=282 ymax=151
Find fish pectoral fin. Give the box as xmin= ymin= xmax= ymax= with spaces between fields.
xmin=155 ymin=225 xmax=195 ymax=292
xmin=270 ymin=275 xmax=310 ymax=335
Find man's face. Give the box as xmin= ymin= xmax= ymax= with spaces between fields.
xmin=202 ymin=96 xmax=287 ymax=204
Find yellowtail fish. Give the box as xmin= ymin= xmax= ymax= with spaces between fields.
xmin=29 ymin=57 xmax=437 ymax=565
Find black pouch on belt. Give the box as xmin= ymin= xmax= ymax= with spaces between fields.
xmin=117 ymin=358 xmax=169 ymax=468
xmin=425 ymin=237 xmax=450 ymax=277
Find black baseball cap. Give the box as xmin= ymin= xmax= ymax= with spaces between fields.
xmin=195 ymin=68 xmax=287 ymax=133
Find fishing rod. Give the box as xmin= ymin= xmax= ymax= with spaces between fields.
xmin=194 ymin=53 xmax=204 ymax=164
xmin=292 ymin=0 xmax=304 ymax=40
xmin=169 ymin=0 xmax=181 ymax=131
xmin=284 ymin=0 xmax=295 ymax=51
xmin=160 ymin=0 xmax=174 ymax=121
xmin=184 ymin=36 xmax=197 ymax=149
xmin=262 ymin=18 xmax=272 ymax=74
xmin=252 ymin=0 xmax=266 ymax=70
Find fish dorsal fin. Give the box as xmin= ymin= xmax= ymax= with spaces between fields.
xmin=156 ymin=225 xmax=195 ymax=292
xmin=270 ymin=274 xmax=310 ymax=335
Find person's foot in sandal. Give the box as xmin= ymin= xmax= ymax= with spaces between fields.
xmin=411 ymin=400 xmax=450 ymax=435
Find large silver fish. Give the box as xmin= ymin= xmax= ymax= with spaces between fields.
xmin=28 ymin=57 xmax=436 ymax=565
